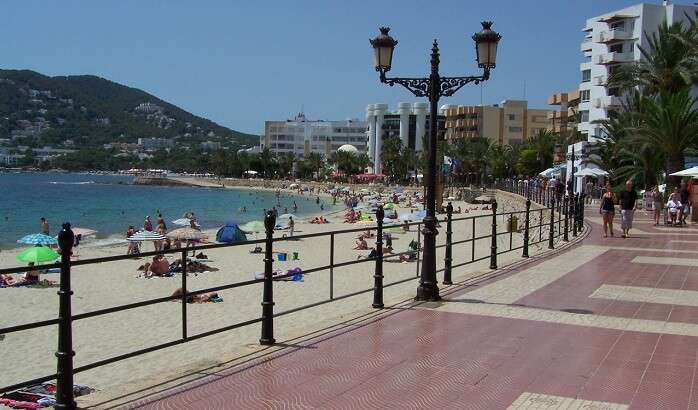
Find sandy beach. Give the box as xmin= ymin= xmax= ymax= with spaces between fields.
xmin=0 ymin=187 xmax=558 ymax=408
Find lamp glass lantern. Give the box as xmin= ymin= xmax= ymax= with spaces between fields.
xmin=472 ymin=21 xmax=501 ymax=69
xmin=370 ymin=27 xmax=398 ymax=72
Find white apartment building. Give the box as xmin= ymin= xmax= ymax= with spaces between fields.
xmin=366 ymin=103 xmax=447 ymax=175
xmin=261 ymin=113 xmax=367 ymax=159
xmin=578 ymin=1 xmax=698 ymax=141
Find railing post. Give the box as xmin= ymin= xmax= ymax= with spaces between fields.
xmin=548 ymin=198 xmax=555 ymax=249
xmin=489 ymin=200 xmax=498 ymax=270
xmin=578 ymin=192 xmax=586 ymax=232
xmin=55 ymin=223 xmax=75 ymax=410
xmin=562 ymin=195 xmax=570 ymax=242
xmin=372 ymin=205 xmax=385 ymax=308
xmin=181 ymin=249 xmax=188 ymax=339
xmin=260 ymin=211 xmax=276 ymax=345
xmin=443 ymin=202 xmax=454 ymax=285
xmin=522 ymin=198 xmax=531 ymax=258
xmin=572 ymin=193 xmax=578 ymax=237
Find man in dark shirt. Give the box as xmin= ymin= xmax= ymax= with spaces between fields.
xmin=679 ymin=181 xmax=690 ymax=224
xmin=619 ymin=180 xmax=638 ymax=238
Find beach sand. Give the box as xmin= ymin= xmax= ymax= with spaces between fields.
xmin=0 ymin=189 xmax=556 ymax=407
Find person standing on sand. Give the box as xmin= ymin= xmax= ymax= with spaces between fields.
xmin=144 ymin=216 xmax=153 ymax=232
xmin=619 ymin=180 xmax=637 ymax=238
xmin=40 ymin=217 xmax=49 ymax=235
xmin=289 ymin=216 xmax=295 ymax=236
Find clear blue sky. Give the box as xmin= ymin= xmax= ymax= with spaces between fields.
xmin=2 ymin=0 xmax=651 ymax=135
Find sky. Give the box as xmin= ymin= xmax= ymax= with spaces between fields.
xmin=1 ymin=0 xmax=656 ymax=135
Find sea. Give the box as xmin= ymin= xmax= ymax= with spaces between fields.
xmin=0 ymin=172 xmax=337 ymax=249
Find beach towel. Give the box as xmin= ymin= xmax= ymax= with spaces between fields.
xmin=254 ymin=268 xmax=303 ymax=281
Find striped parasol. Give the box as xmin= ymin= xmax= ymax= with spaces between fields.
xmin=127 ymin=231 xmax=166 ymax=242
xmin=167 ymin=227 xmax=207 ymax=241
xmin=17 ymin=233 xmax=58 ymax=246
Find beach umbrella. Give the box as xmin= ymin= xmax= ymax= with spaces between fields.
xmin=16 ymin=246 xmax=60 ymax=263
xmin=670 ymin=166 xmax=698 ymax=177
xmin=17 ymin=233 xmax=57 ymax=246
xmin=171 ymin=218 xmax=191 ymax=226
xmin=240 ymin=220 xmax=266 ymax=233
xmin=167 ymin=227 xmax=207 ymax=241
xmin=127 ymin=231 xmax=167 ymax=242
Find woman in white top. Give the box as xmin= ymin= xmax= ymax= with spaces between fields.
xmin=667 ymin=193 xmax=682 ymax=225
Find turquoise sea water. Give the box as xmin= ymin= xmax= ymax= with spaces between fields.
xmin=0 ymin=172 xmax=336 ymax=249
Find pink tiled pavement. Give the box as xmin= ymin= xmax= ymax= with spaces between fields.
xmin=121 ymin=210 xmax=698 ymax=409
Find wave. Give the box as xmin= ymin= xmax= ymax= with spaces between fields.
xmin=48 ymin=181 xmax=96 ymax=185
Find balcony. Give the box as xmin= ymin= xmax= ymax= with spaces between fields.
xmin=592 ymin=76 xmax=606 ymax=86
xmin=593 ymin=96 xmax=622 ymax=109
xmin=593 ymin=51 xmax=634 ymax=65
xmin=601 ymin=95 xmax=622 ymax=108
xmin=594 ymin=29 xmax=633 ymax=43
xmin=580 ymin=39 xmax=592 ymax=52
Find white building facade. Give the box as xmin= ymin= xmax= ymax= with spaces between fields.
xmin=366 ymin=102 xmax=445 ymax=175
xmin=578 ymin=1 xmax=698 ymax=141
xmin=262 ymin=113 xmax=367 ymax=159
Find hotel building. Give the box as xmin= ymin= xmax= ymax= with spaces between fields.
xmin=443 ymin=100 xmax=551 ymax=145
xmin=365 ymin=103 xmax=445 ymax=175
xmin=578 ymin=1 xmax=698 ymax=141
xmin=261 ymin=113 xmax=367 ymax=159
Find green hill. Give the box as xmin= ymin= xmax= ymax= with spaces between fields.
xmin=0 ymin=69 xmax=258 ymax=148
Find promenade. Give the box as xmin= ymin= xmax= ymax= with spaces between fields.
xmin=123 ymin=207 xmax=698 ymax=409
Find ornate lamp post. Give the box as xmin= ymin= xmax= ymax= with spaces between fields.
xmin=371 ymin=22 xmax=501 ymax=301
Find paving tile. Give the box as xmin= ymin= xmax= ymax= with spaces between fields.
xmin=124 ymin=215 xmax=698 ymax=409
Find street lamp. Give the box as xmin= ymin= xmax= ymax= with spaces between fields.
xmin=371 ymin=22 xmax=501 ymax=301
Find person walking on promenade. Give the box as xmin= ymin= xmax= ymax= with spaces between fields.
xmin=619 ymin=180 xmax=637 ymax=238
xmin=651 ymin=186 xmax=663 ymax=226
xmin=40 ymin=217 xmax=49 ymax=236
xmin=600 ymin=182 xmax=616 ymax=238
xmin=679 ymin=181 xmax=691 ymax=225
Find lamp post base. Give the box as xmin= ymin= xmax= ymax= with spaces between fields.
xmin=415 ymin=283 xmax=441 ymax=301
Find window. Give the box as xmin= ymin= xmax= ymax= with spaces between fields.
xmin=508 ymin=114 xmax=516 ymax=121
xmin=610 ymin=21 xmax=625 ymax=31
xmin=609 ymin=43 xmax=623 ymax=53
xmin=582 ymin=70 xmax=591 ymax=82
xmin=580 ymin=90 xmax=590 ymax=102
xmin=508 ymin=126 xmax=523 ymax=133
xmin=580 ymin=110 xmax=589 ymax=123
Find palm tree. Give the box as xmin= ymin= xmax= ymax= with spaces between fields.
xmin=594 ymin=96 xmax=663 ymax=190
xmin=527 ymin=129 xmax=556 ymax=172
xmin=636 ymin=90 xmax=698 ymax=187
xmin=610 ymin=20 xmax=697 ymax=94
xmin=258 ymin=147 xmax=275 ymax=178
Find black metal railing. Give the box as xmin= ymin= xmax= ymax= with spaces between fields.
xmin=0 ymin=184 xmax=584 ymax=406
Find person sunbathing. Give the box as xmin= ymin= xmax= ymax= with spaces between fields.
xmin=0 ymin=274 xmax=17 ymax=286
xmin=187 ymin=260 xmax=219 ymax=273
xmin=145 ymin=255 xmax=170 ymax=278
xmin=171 ymin=287 xmax=220 ymax=303
xmin=353 ymin=238 xmax=368 ymax=250
xmin=357 ymin=247 xmax=378 ymax=259
xmin=24 ymin=262 xmax=40 ymax=284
